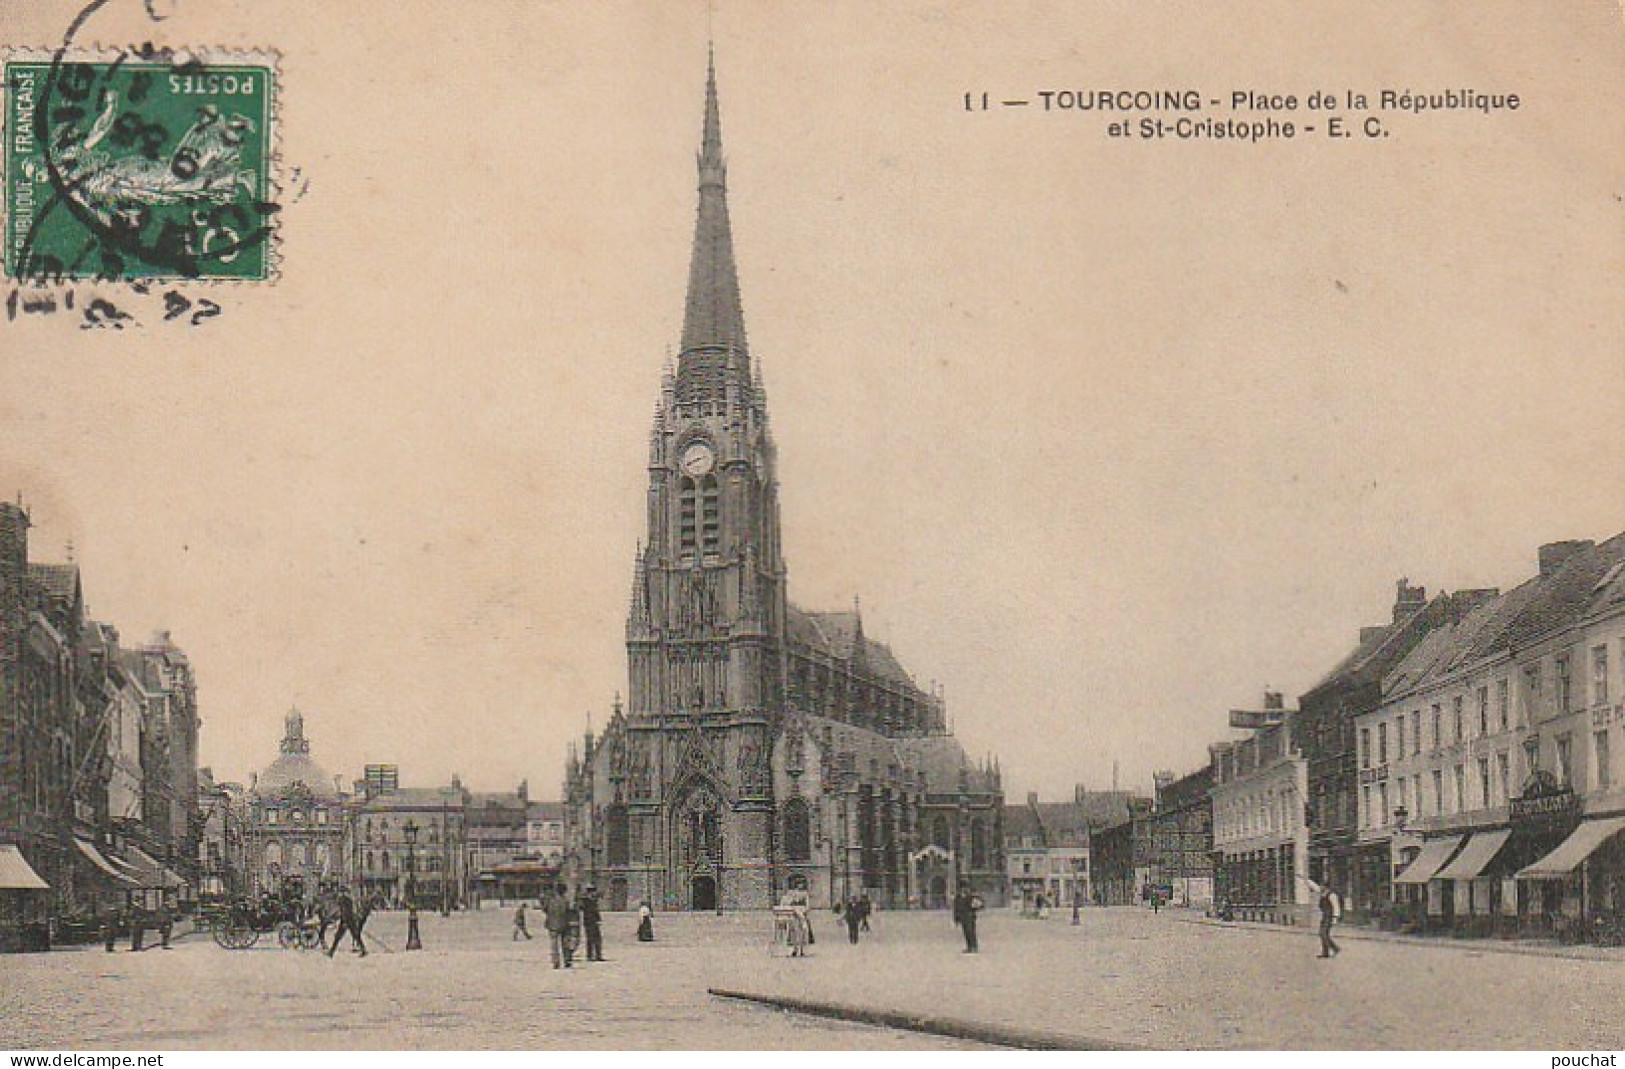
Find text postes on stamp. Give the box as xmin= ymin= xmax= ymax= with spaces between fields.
xmin=5 ymin=50 xmax=277 ymax=282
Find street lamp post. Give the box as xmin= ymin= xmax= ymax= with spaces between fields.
xmin=403 ymin=820 xmax=418 ymax=909
xmin=1072 ymin=856 xmax=1084 ymax=925
xmin=440 ymin=793 xmax=452 ymax=917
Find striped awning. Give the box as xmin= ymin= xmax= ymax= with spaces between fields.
xmin=121 ymin=846 xmax=186 ymax=890
xmin=1517 ymin=816 xmax=1625 ymax=880
xmin=0 ymin=845 xmax=50 ymax=890
xmin=75 ymin=838 xmax=137 ymax=885
xmin=1394 ymin=834 xmax=1464 ymax=885
xmin=1434 ymin=829 xmax=1514 ymax=881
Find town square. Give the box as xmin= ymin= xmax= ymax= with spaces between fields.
xmin=2 ymin=0 xmax=1623 ymax=1054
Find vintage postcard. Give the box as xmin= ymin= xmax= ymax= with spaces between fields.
xmin=1 ymin=0 xmax=1622 ymax=1058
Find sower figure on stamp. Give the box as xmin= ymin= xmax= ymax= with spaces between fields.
xmin=1303 ymin=876 xmax=1341 ymax=958
xmin=952 ymin=881 xmax=982 ymax=954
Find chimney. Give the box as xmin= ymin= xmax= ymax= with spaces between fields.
xmin=1538 ymin=541 xmax=1592 ymax=577
xmin=1393 ymin=577 xmax=1427 ymax=621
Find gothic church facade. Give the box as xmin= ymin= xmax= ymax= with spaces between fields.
xmin=564 ymin=58 xmax=1003 ymax=912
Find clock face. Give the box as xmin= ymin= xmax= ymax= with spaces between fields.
xmin=680 ymin=440 xmax=715 ymax=477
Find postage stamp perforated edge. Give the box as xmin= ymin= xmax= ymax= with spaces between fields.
xmin=1 ymin=45 xmax=283 ymax=285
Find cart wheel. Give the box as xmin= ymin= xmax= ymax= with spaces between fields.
xmin=211 ymin=919 xmax=234 ymax=949
xmin=299 ymin=925 xmax=322 ymax=950
xmin=276 ymin=921 xmax=298 ymax=949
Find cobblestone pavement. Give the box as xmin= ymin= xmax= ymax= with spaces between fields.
xmin=7 ymin=905 xmax=1623 ymax=1050
xmin=709 ymin=905 xmax=1625 ymax=1050
xmin=0 ymin=908 xmax=984 ymax=1050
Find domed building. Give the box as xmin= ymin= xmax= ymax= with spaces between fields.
xmin=244 ymin=709 xmax=347 ymax=896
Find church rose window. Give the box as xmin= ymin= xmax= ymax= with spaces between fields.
xmin=783 ymin=798 xmax=811 ymax=861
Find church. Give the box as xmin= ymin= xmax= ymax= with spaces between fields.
xmin=563 ymin=56 xmax=1004 ymax=912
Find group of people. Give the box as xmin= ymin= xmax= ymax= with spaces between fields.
xmin=512 ymin=883 xmax=613 ymax=969
xmin=101 ymin=901 xmax=175 ymax=952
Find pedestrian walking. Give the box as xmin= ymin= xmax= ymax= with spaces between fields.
xmin=513 ymin=901 xmax=533 ymax=941
xmin=326 ymin=888 xmax=367 ymax=957
xmin=579 ymin=886 xmax=604 ymax=962
xmin=636 ymin=900 xmax=655 ymax=943
xmin=1304 ymin=877 xmax=1342 ymax=958
xmin=101 ymin=904 xmax=118 ymax=952
xmin=857 ymin=891 xmax=873 ymax=933
xmin=544 ymin=882 xmax=574 ymax=968
xmin=157 ymin=900 xmax=174 ymax=948
xmin=1151 ymin=889 xmax=1162 ymax=914
xmin=128 ymin=904 xmax=147 ymax=952
xmin=405 ymin=902 xmax=422 ymax=951
xmin=844 ymin=896 xmax=863 ymax=944
xmin=952 ymin=881 xmax=981 ymax=953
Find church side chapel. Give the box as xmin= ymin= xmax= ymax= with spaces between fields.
xmin=564 ymin=56 xmax=1004 ymax=912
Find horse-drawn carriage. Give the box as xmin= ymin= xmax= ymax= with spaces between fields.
xmin=203 ymin=894 xmax=322 ymax=950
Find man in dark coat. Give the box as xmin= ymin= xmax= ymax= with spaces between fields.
xmin=579 ymin=886 xmax=604 ymax=962
xmin=326 ymin=888 xmax=366 ymax=957
xmin=543 ymin=883 xmax=573 ymax=969
xmin=952 ymin=881 xmax=980 ymax=953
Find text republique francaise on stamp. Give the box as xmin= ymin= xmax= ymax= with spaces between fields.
xmin=5 ymin=48 xmax=278 ymax=282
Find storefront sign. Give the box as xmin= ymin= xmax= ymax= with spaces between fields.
xmin=1510 ymin=782 xmax=1579 ymax=825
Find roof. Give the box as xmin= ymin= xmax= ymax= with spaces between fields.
xmin=256 ymin=752 xmax=340 ymax=800
xmin=27 ymin=562 xmax=79 ymax=601
xmin=679 ymin=53 xmax=746 ymax=357
xmin=803 ymin=713 xmax=996 ymax=795
xmin=787 ymin=606 xmax=918 ymax=689
xmin=358 ymin=787 xmax=464 ymax=811
xmin=526 ymin=801 xmax=567 ymax=822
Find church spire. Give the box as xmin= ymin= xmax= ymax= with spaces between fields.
xmin=679 ymin=49 xmax=748 ymax=363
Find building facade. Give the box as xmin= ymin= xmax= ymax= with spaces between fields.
xmin=563 ymin=58 xmax=1003 ymax=912
xmin=1210 ymin=705 xmax=1310 ymax=924
xmin=1090 ymin=797 xmax=1154 ymax=906
xmin=1358 ymin=534 xmax=1625 ymax=933
xmin=1149 ymin=766 xmax=1214 ymax=909
xmin=349 ymin=779 xmax=468 ymax=910
xmin=244 ymin=710 xmax=346 ymax=896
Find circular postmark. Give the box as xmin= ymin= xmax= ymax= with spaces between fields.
xmin=9 ymin=0 xmax=279 ymax=281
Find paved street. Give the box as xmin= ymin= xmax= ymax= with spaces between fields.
xmin=3 ymin=904 xmax=1623 ymax=1049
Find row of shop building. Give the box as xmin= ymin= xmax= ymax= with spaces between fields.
xmin=0 ymin=501 xmax=200 ymax=951
xmin=1209 ymin=532 xmax=1625 ymax=936
xmin=202 ymin=711 xmax=570 ymax=913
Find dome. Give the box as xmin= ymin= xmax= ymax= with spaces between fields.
xmin=253 ymin=708 xmax=339 ymax=800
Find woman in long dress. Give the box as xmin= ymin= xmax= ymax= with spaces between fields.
xmin=636 ymin=900 xmax=655 ymax=942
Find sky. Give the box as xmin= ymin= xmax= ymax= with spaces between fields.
xmin=3 ymin=0 xmax=1622 ymax=802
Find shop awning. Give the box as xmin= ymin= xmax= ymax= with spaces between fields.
xmin=74 ymin=838 xmax=137 ymax=886
xmin=1434 ymin=829 xmax=1514 ymax=881
xmin=0 ymin=845 xmax=50 ymax=890
xmin=1517 ymin=816 xmax=1625 ymax=880
xmin=121 ymin=846 xmax=186 ymax=890
xmin=1394 ymin=834 xmax=1465 ymax=885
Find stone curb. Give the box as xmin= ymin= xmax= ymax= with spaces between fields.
xmin=1169 ymin=912 xmax=1624 ymax=962
xmin=708 ymin=987 xmax=1146 ymax=1050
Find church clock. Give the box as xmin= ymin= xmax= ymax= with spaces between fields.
xmin=679 ymin=440 xmax=715 ymax=477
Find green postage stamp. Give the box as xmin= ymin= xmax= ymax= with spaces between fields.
xmin=4 ymin=48 xmax=278 ymax=281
